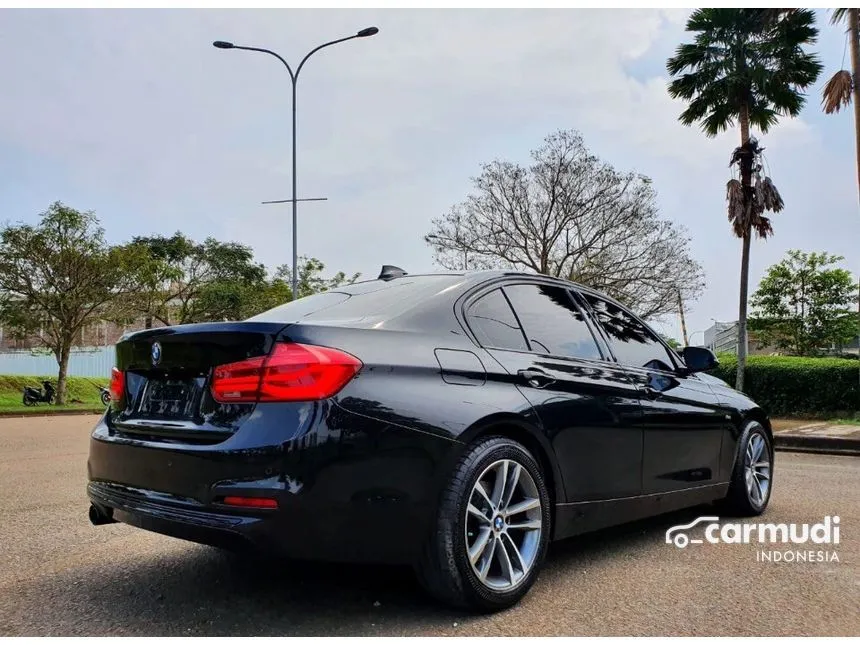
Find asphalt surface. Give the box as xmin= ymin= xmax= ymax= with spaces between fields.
xmin=0 ymin=415 xmax=857 ymax=636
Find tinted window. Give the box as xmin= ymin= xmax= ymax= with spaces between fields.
xmin=503 ymin=284 xmax=601 ymax=360
xmin=248 ymin=275 xmax=465 ymax=322
xmin=581 ymin=294 xmax=675 ymax=371
xmin=467 ymin=289 xmax=527 ymax=351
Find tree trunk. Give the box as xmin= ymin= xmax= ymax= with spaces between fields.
xmin=145 ymin=315 xmax=153 ymax=329
xmin=736 ymin=103 xmax=752 ymax=392
xmin=55 ymin=341 xmax=71 ymax=406
xmin=736 ymin=233 xmax=751 ymax=390
xmin=850 ymin=9 xmax=860 ymax=210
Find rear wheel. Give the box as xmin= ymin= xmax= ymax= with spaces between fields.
xmin=416 ymin=436 xmax=551 ymax=612
xmin=22 ymin=394 xmax=34 ymax=406
xmin=722 ymin=421 xmax=773 ymax=516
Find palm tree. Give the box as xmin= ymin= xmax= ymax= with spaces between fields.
xmin=667 ymin=9 xmax=822 ymax=392
xmin=822 ymin=9 xmax=860 ymax=209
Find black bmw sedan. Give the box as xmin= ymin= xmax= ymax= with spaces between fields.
xmin=87 ymin=268 xmax=773 ymax=611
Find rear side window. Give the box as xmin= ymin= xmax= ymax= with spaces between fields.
xmin=503 ymin=284 xmax=602 ymax=360
xmin=467 ymin=289 xmax=528 ymax=351
xmin=581 ymin=293 xmax=676 ymax=371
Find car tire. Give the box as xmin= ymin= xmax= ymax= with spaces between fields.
xmin=415 ymin=435 xmax=551 ymax=612
xmin=721 ymin=421 xmax=773 ymax=517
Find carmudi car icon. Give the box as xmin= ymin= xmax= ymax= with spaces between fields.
xmin=665 ymin=516 xmax=720 ymax=548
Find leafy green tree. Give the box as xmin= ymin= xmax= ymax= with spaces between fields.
xmin=750 ymin=250 xmax=858 ymax=356
xmin=0 ymin=203 xmax=140 ymax=404
xmin=661 ymin=336 xmax=682 ymax=350
xmin=667 ymin=8 xmax=822 ymax=391
xmin=123 ymin=233 xmax=267 ymax=325
xmin=249 ymin=257 xmax=361 ymax=317
xmin=273 ymin=257 xmax=361 ymax=300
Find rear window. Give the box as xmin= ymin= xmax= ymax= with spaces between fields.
xmin=247 ymin=291 xmax=350 ymax=322
xmin=247 ymin=275 xmax=465 ymax=323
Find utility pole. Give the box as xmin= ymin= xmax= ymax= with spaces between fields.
xmin=677 ymin=289 xmax=689 ymax=346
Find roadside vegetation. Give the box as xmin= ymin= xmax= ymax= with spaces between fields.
xmin=0 ymin=203 xmax=355 ymax=405
xmin=0 ymin=375 xmax=108 ymax=414
xmin=709 ymin=354 xmax=858 ymax=418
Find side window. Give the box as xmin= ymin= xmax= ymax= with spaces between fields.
xmin=467 ymin=289 xmax=528 ymax=351
xmin=581 ymin=293 xmax=676 ymax=371
xmin=503 ymin=284 xmax=602 ymax=360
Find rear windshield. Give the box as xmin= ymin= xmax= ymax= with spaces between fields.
xmin=247 ymin=275 xmax=465 ymax=323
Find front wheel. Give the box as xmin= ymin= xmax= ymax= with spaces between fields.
xmin=722 ymin=421 xmax=773 ymax=516
xmin=415 ymin=436 xmax=551 ymax=612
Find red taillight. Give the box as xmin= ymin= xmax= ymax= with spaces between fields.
xmin=109 ymin=367 xmax=125 ymax=403
xmin=221 ymin=496 xmax=278 ymax=509
xmin=210 ymin=342 xmax=362 ymax=404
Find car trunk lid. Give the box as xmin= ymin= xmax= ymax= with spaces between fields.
xmin=110 ymin=321 xmax=286 ymax=442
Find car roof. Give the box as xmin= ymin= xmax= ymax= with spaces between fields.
xmin=362 ymin=269 xmax=613 ymax=303
xmin=248 ymin=269 xmax=627 ymax=330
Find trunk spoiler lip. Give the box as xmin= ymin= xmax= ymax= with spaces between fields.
xmin=119 ymin=320 xmax=295 ymax=344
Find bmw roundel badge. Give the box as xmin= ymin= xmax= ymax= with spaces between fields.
xmin=151 ymin=341 xmax=162 ymax=366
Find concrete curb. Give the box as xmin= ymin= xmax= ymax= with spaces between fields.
xmin=774 ymin=433 xmax=860 ymax=457
xmin=0 ymin=409 xmax=104 ymax=419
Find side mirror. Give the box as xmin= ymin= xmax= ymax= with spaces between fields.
xmin=681 ymin=346 xmax=719 ymax=373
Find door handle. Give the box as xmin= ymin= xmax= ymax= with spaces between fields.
xmin=518 ymin=368 xmax=556 ymax=389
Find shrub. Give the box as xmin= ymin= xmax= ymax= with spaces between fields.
xmin=709 ymin=354 xmax=859 ymax=417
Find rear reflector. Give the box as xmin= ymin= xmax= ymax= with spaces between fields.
xmin=210 ymin=342 xmax=362 ymax=404
xmin=109 ymin=367 xmax=125 ymax=403
xmin=221 ymin=496 xmax=278 ymax=509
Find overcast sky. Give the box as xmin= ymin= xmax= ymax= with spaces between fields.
xmin=1 ymin=8 xmax=857 ymax=340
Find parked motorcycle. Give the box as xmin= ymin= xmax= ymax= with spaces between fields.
xmin=22 ymin=381 xmax=56 ymax=406
xmin=97 ymin=385 xmax=110 ymax=406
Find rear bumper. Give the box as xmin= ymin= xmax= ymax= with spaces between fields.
xmin=87 ymin=401 xmax=459 ymax=564
xmin=88 ymin=481 xmax=259 ymax=552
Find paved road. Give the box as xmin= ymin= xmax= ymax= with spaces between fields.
xmin=0 ymin=415 xmax=857 ymax=636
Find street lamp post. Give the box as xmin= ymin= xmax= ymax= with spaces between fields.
xmin=213 ymin=26 xmax=379 ymax=301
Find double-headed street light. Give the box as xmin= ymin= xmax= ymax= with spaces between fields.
xmin=213 ymin=27 xmax=379 ymax=301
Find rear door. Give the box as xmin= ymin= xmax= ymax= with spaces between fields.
xmin=578 ymin=293 xmax=726 ymax=494
xmin=465 ymin=280 xmax=643 ymax=503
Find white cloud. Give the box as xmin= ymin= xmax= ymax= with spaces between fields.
xmin=0 ymin=8 xmax=856 ymax=340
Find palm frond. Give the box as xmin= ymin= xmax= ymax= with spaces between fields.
xmin=759 ymin=8 xmax=797 ymax=27
xmin=726 ymin=179 xmax=745 ymax=237
xmin=830 ymin=8 xmax=849 ymax=26
xmin=822 ymin=70 xmax=853 ymax=114
xmin=752 ymin=216 xmax=774 ymax=239
xmin=667 ymin=8 xmax=822 ymax=136
xmin=759 ymin=176 xmax=784 ymax=213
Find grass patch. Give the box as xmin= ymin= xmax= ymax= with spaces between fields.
xmin=827 ymin=417 xmax=860 ymax=426
xmin=0 ymin=374 xmax=109 ymax=412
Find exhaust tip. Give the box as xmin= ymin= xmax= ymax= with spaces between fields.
xmin=89 ymin=503 xmax=116 ymax=526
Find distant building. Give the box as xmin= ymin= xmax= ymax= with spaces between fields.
xmin=701 ymin=321 xmax=778 ymax=356
xmin=701 ymin=320 xmax=859 ymax=357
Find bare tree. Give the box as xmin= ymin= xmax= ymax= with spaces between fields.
xmin=425 ymin=130 xmax=704 ymax=319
